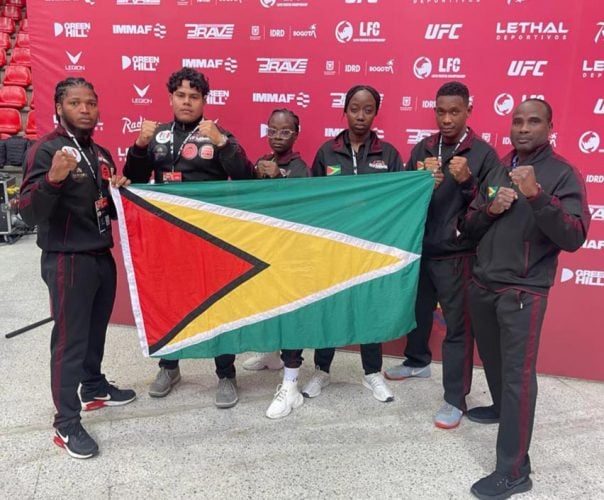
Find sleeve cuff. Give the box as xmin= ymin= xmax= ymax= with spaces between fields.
xmin=528 ymin=188 xmax=550 ymax=210
xmin=44 ymin=173 xmax=64 ymax=189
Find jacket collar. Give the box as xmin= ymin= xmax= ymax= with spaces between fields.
xmin=332 ymin=129 xmax=382 ymax=155
xmin=424 ymin=127 xmax=476 ymax=154
xmin=502 ymin=142 xmax=552 ymax=168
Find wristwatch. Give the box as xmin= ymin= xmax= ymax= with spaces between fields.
xmin=216 ymin=134 xmax=228 ymax=148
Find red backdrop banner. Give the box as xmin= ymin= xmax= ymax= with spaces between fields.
xmin=28 ymin=0 xmax=603 ymax=380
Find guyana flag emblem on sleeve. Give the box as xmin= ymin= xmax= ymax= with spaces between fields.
xmin=488 ymin=186 xmax=500 ymax=201
xmin=113 ymin=172 xmax=433 ymax=359
xmin=326 ymin=164 xmax=341 ymax=176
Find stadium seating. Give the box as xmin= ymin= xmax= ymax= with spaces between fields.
xmin=0 ymin=86 xmax=27 ymax=108
xmin=17 ymin=17 xmax=27 ymax=33
xmin=0 ymin=17 xmax=15 ymax=35
xmin=2 ymin=5 xmax=22 ymax=22
xmin=0 ymin=47 xmax=5 ymax=65
xmin=24 ymin=109 xmax=35 ymax=135
xmin=3 ymin=64 xmax=31 ymax=86
xmin=9 ymin=46 xmax=30 ymax=66
xmin=14 ymin=31 xmax=28 ymax=47
xmin=0 ymin=32 xmax=10 ymax=49
xmin=0 ymin=108 xmax=21 ymax=134
xmin=7 ymin=1 xmax=27 ymax=8
xmin=29 ymin=90 xmax=34 ymax=109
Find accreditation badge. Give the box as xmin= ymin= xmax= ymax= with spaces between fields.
xmin=95 ymin=197 xmax=110 ymax=234
xmin=162 ymin=171 xmax=182 ymax=183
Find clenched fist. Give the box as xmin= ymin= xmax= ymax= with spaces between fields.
xmin=48 ymin=150 xmax=78 ymax=184
xmin=487 ymin=186 xmax=517 ymax=215
xmin=449 ymin=156 xmax=472 ymax=183
xmin=423 ymin=157 xmax=444 ymax=190
xmin=256 ymin=160 xmax=280 ymax=178
xmin=509 ymin=165 xmax=540 ymax=198
xmin=199 ymin=120 xmax=227 ymax=147
xmin=135 ymin=120 xmax=159 ymax=148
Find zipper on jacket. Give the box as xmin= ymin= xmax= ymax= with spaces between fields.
xmin=63 ymin=212 xmax=71 ymax=246
xmin=522 ymin=242 xmax=530 ymax=277
xmin=352 ymin=149 xmax=358 ymax=175
xmin=516 ymin=290 xmax=524 ymax=310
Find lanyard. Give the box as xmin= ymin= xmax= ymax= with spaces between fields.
xmin=438 ymin=129 xmax=468 ymax=165
xmin=170 ymin=122 xmax=200 ymax=171
xmin=511 ymin=154 xmax=519 ymax=169
xmin=66 ymin=130 xmax=102 ymax=195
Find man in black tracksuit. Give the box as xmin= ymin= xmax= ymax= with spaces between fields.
xmin=19 ymin=78 xmax=136 ymax=459
xmin=302 ymin=85 xmax=404 ymax=404
xmin=463 ymin=99 xmax=590 ymax=499
xmin=385 ymin=82 xmax=501 ymax=429
xmin=123 ymin=67 xmax=254 ymax=409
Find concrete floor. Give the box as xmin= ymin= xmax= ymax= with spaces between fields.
xmin=1 ymin=235 xmax=603 ymax=499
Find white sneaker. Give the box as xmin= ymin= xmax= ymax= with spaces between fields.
xmin=301 ymin=368 xmax=330 ymax=398
xmin=242 ymin=352 xmax=284 ymax=371
xmin=362 ymin=373 xmax=394 ymax=402
xmin=266 ymin=381 xmax=304 ymax=419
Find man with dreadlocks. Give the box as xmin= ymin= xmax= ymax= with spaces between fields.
xmin=20 ymin=77 xmax=136 ymax=459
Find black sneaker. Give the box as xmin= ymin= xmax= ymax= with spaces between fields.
xmin=471 ymin=471 xmax=532 ymax=499
xmin=54 ymin=422 xmax=99 ymax=459
xmin=80 ymin=383 xmax=137 ymax=411
xmin=467 ymin=405 xmax=500 ymax=424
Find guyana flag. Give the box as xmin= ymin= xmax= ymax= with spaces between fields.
xmin=113 ymin=171 xmax=433 ymax=359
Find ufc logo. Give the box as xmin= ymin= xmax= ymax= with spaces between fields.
xmin=507 ymin=60 xmax=548 ymax=77
xmin=425 ymin=23 xmax=462 ymax=40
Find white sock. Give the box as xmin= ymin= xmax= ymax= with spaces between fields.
xmin=283 ymin=367 xmax=299 ymax=383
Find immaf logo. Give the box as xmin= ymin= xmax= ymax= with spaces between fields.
xmin=594 ymin=98 xmax=604 ymax=114
xmin=335 ymin=20 xmax=384 ymax=43
xmin=132 ymin=84 xmax=152 ymax=105
xmin=425 ymin=23 xmax=462 ymax=40
xmin=578 ymin=131 xmax=604 ymax=154
xmin=507 ymin=60 xmax=548 ymax=77
xmin=112 ymin=24 xmax=167 ymax=39
xmin=252 ymin=92 xmax=310 ymax=108
xmin=257 ymin=58 xmax=308 ymax=74
xmin=413 ymin=56 xmax=465 ymax=79
xmin=54 ymin=22 xmax=91 ymax=38
xmin=182 ymin=57 xmax=238 ymax=73
xmin=122 ymin=55 xmax=160 ymax=71
xmin=186 ymin=24 xmax=234 ymax=40
xmin=65 ymin=51 xmax=85 ymax=71
xmin=496 ymin=21 xmax=568 ymax=41
xmin=590 ymin=204 xmax=604 ymax=221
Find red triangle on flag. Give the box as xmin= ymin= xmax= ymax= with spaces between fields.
xmin=121 ymin=193 xmax=268 ymax=352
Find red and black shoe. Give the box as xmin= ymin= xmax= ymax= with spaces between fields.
xmin=53 ymin=422 xmax=98 ymax=459
xmin=79 ymin=383 xmax=137 ymax=411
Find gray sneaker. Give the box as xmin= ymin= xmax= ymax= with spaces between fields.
xmin=215 ymin=377 xmax=238 ymax=409
xmin=149 ymin=367 xmax=181 ymax=398
xmin=434 ymin=402 xmax=463 ymax=429
xmin=384 ymin=363 xmax=431 ymax=381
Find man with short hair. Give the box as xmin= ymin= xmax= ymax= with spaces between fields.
xmin=463 ymin=99 xmax=590 ymax=499
xmin=20 ymin=77 xmax=135 ymax=459
xmin=385 ymin=81 xmax=501 ymax=429
xmin=123 ymin=67 xmax=254 ymax=408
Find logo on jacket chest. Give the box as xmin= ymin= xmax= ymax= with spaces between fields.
xmin=156 ymin=130 xmax=172 ymax=144
xmin=369 ymin=160 xmax=387 ymax=170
